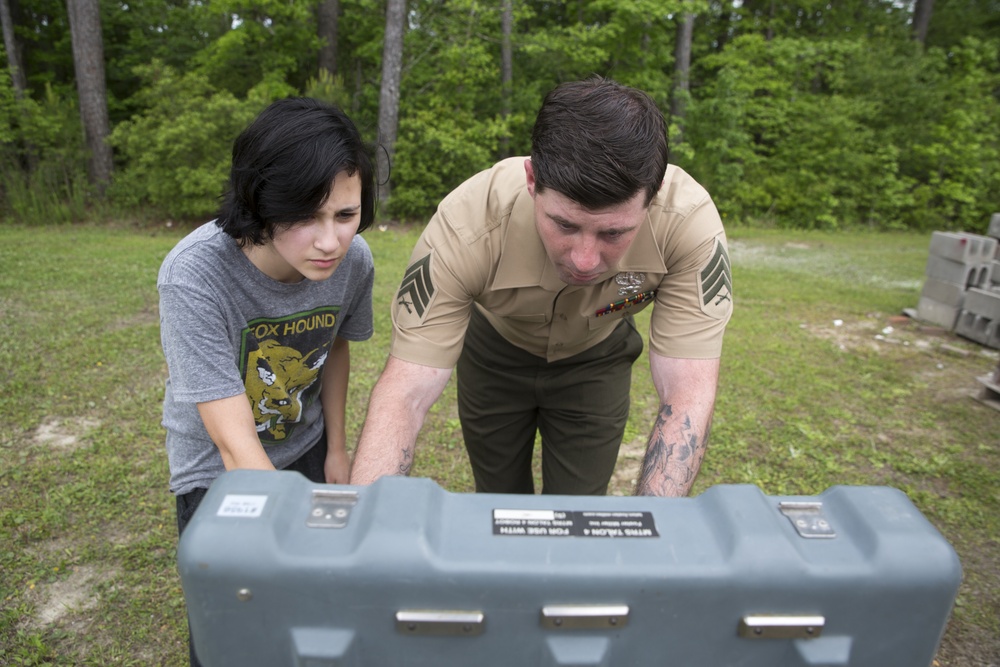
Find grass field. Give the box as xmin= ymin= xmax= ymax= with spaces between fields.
xmin=0 ymin=223 xmax=997 ymax=665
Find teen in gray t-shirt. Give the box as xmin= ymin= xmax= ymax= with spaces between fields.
xmin=158 ymin=96 xmax=378 ymax=667
xmin=159 ymin=223 xmax=373 ymax=495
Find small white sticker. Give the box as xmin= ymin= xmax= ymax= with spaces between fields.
xmin=217 ymin=494 xmax=268 ymax=518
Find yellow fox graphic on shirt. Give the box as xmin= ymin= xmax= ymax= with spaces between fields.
xmin=239 ymin=308 xmax=338 ymax=442
xmin=244 ymin=340 xmax=324 ymax=441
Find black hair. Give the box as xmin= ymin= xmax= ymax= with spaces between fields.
xmin=530 ymin=77 xmax=668 ymax=209
xmin=216 ymin=97 xmax=376 ymax=245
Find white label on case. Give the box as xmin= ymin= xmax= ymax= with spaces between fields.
xmin=217 ymin=494 xmax=268 ymax=518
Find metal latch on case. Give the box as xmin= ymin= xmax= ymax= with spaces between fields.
xmin=778 ymin=501 xmax=836 ymax=538
xmin=739 ymin=614 xmax=826 ymax=639
xmin=395 ymin=610 xmax=485 ymax=636
xmin=540 ymin=605 xmax=630 ymax=630
xmin=306 ymin=489 xmax=358 ymax=528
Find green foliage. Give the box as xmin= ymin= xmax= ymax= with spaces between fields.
xmin=0 ymin=64 xmax=14 ymax=146
xmin=926 ymin=0 xmax=1000 ymax=47
xmin=303 ymin=70 xmax=353 ymax=111
xmin=102 ymin=0 xmax=229 ymax=118
xmin=387 ymin=0 xmax=512 ymax=219
xmin=190 ymin=0 xmax=324 ymax=97
xmin=0 ymin=85 xmax=91 ymax=224
xmin=107 ymin=61 xmax=294 ymax=221
xmin=516 ymin=0 xmax=677 ymax=102
xmin=684 ymin=34 xmax=1000 ymax=230
xmin=1 ymin=0 xmax=998 ymax=229
xmin=901 ymin=39 xmax=1000 ymax=233
xmin=391 ymin=108 xmax=510 ymax=220
xmin=7 ymin=0 xmax=75 ymax=94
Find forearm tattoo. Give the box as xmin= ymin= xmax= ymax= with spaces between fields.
xmin=398 ymin=446 xmax=413 ymax=476
xmin=635 ymin=403 xmax=707 ymax=497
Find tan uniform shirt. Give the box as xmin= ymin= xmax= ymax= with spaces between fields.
xmin=391 ymin=157 xmax=732 ymax=368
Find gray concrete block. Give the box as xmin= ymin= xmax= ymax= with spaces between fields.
xmin=954 ymin=310 xmax=1000 ymax=349
xmin=989 ymin=213 xmax=1000 ymax=241
xmin=924 ymin=254 xmax=990 ymax=288
xmin=917 ymin=296 xmax=961 ymax=330
xmin=964 ymin=287 xmax=1000 ymax=320
xmin=920 ymin=278 xmax=966 ymax=307
xmin=929 ymin=231 xmax=997 ymax=264
xmin=991 ymin=261 xmax=1000 ymax=287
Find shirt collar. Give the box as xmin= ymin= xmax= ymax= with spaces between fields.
xmin=493 ymin=187 xmax=564 ymax=291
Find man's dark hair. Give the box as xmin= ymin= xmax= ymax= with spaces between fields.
xmin=530 ymin=77 xmax=668 ymax=209
xmin=217 ymin=97 xmax=376 ymax=246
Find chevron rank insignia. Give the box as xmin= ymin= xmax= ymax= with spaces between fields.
xmin=698 ymin=237 xmax=733 ymax=319
xmin=397 ymin=253 xmax=435 ymax=319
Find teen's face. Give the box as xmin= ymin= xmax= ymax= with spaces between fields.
xmin=525 ymin=159 xmax=647 ymax=286
xmin=248 ymin=172 xmax=363 ymax=283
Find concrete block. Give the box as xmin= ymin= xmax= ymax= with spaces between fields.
xmin=964 ymin=287 xmax=1000 ymax=320
xmin=954 ymin=311 xmax=1000 ymax=349
xmin=991 ymin=261 xmax=1000 ymax=287
xmin=920 ymin=278 xmax=966 ymax=307
xmin=929 ymin=231 xmax=997 ymax=264
xmin=924 ymin=255 xmax=990 ymax=288
xmin=917 ymin=296 xmax=961 ymax=330
xmin=976 ymin=373 xmax=1000 ymax=411
xmin=989 ymin=213 xmax=1000 ymax=242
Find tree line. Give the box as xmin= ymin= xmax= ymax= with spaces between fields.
xmin=1 ymin=0 xmax=998 ymax=231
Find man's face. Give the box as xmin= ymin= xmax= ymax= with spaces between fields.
xmin=525 ymin=159 xmax=647 ymax=286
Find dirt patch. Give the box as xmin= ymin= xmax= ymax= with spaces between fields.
xmin=26 ymin=564 xmax=118 ymax=630
xmin=31 ymin=417 xmax=102 ymax=450
xmin=806 ymin=311 xmax=997 ymax=359
xmin=806 ymin=312 xmax=999 ymax=402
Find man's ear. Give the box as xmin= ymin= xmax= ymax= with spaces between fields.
xmin=524 ymin=158 xmax=536 ymax=198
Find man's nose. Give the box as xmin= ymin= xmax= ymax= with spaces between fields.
xmin=570 ymin=236 xmax=601 ymax=272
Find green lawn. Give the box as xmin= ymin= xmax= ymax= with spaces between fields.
xmin=0 ymin=223 xmax=997 ymax=665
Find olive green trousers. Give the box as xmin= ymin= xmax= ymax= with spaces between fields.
xmin=456 ymin=307 xmax=643 ymax=495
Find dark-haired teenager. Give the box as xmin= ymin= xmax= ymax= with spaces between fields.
xmin=157 ymin=97 xmax=375 ymax=666
xmin=351 ymin=77 xmax=732 ymax=498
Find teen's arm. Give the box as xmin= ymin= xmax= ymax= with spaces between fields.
xmin=320 ymin=336 xmax=352 ymax=484
xmin=197 ymin=395 xmax=275 ymax=471
xmin=634 ymin=353 xmax=720 ymax=497
xmin=350 ymin=355 xmax=452 ymax=485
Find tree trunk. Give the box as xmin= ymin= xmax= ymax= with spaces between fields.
xmin=317 ymin=0 xmax=339 ymax=76
xmin=912 ymin=0 xmax=934 ymax=44
xmin=67 ymin=0 xmax=112 ymax=193
xmin=499 ymin=0 xmax=513 ymax=158
xmin=670 ymin=11 xmax=694 ymax=161
xmin=1 ymin=0 xmax=27 ymax=98
xmin=765 ymin=0 xmax=775 ymax=41
xmin=377 ymin=0 xmax=406 ymax=204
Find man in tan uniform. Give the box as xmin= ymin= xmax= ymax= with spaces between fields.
xmin=352 ymin=77 xmax=732 ymax=496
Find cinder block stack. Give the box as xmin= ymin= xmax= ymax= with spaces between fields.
xmin=990 ymin=213 xmax=1000 ymax=290
xmin=976 ymin=357 xmax=1000 ymax=411
xmin=916 ymin=216 xmax=1000 ymax=350
xmin=953 ymin=214 xmax=1000 ymax=350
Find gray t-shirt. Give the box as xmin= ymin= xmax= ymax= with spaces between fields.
xmin=158 ymin=222 xmax=374 ymax=495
